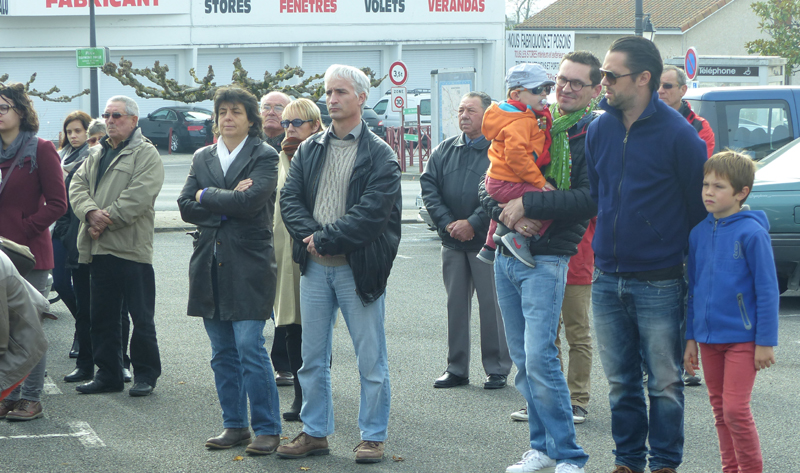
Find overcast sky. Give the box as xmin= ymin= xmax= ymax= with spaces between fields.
xmin=505 ymin=0 xmax=558 ymax=21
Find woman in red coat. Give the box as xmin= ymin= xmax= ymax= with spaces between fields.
xmin=0 ymin=82 xmax=67 ymax=421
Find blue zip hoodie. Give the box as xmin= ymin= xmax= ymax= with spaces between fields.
xmin=585 ymin=90 xmax=708 ymax=272
xmin=686 ymin=211 xmax=779 ymax=346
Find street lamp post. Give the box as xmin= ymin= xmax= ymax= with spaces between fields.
xmin=89 ymin=0 xmax=99 ymax=117
xmin=635 ymin=0 xmax=643 ymax=36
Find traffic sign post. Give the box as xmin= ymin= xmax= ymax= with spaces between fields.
xmin=389 ymin=61 xmax=408 ymax=87
xmin=391 ymin=87 xmax=407 ymax=112
xmin=685 ymin=47 xmax=698 ymax=81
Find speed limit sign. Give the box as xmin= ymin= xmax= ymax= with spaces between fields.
xmin=391 ymin=87 xmax=407 ymax=112
xmin=389 ymin=61 xmax=408 ymax=87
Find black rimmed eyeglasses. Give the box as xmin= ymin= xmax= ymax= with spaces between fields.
xmin=281 ymin=119 xmax=313 ymax=128
xmin=599 ymin=69 xmax=641 ymax=85
xmin=556 ymin=76 xmax=590 ymax=91
xmin=0 ymin=104 xmax=16 ymax=116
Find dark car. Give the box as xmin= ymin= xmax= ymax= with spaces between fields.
xmin=315 ymin=99 xmax=385 ymax=140
xmin=139 ymin=106 xmax=214 ymax=153
xmin=747 ymin=137 xmax=800 ymax=294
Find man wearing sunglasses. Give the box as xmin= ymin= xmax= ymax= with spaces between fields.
xmin=69 ymin=95 xmax=164 ymax=398
xmin=584 ymin=37 xmax=708 ymax=473
xmin=659 ymin=65 xmax=715 ymax=158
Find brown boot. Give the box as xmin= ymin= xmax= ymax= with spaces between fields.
xmin=651 ymin=469 xmax=677 ymax=473
xmin=354 ymin=440 xmax=385 ymax=464
xmin=0 ymin=399 xmax=19 ymax=419
xmin=276 ymin=432 xmax=329 ymax=459
xmin=6 ymin=400 xmax=43 ymax=421
xmin=612 ymin=466 xmax=643 ymax=473
xmin=204 ymin=428 xmax=251 ymax=449
xmin=245 ymin=435 xmax=280 ymax=455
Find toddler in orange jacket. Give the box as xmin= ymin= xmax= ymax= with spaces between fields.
xmin=478 ymin=63 xmax=554 ymax=268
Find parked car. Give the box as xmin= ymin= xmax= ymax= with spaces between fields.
xmin=373 ymin=89 xmax=431 ymax=129
xmin=315 ymin=99 xmax=385 ymax=139
xmin=139 ymin=106 xmax=214 ymax=153
xmin=747 ymin=137 xmax=800 ymax=294
xmin=416 ymin=193 xmax=436 ymax=231
xmin=684 ymin=86 xmax=800 ymax=162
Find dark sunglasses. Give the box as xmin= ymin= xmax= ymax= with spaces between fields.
xmin=600 ymin=69 xmax=641 ymax=85
xmin=281 ymin=119 xmax=313 ymax=128
xmin=525 ymin=85 xmax=552 ymax=95
xmin=88 ymin=136 xmax=100 ymax=144
xmin=101 ymin=112 xmax=130 ymax=120
xmin=660 ymin=82 xmax=678 ymax=90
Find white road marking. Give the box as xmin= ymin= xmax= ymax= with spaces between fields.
xmin=42 ymin=375 xmax=61 ymax=395
xmin=0 ymin=421 xmax=105 ymax=448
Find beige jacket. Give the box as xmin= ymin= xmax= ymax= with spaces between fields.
xmin=273 ymin=151 xmax=302 ymax=327
xmin=0 ymin=252 xmax=48 ymax=393
xmin=69 ymin=128 xmax=164 ymax=265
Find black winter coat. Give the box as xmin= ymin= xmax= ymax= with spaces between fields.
xmin=178 ymin=137 xmax=279 ymax=321
xmin=279 ymin=122 xmax=402 ymax=306
xmin=52 ymin=143 xmax=91 ymax=269
xmin=420 ymin=133 xmax=491 ymax=252
xmin=479 ymin=113 xmax=599 ymax=256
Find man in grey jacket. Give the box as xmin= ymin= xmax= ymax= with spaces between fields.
xmin=420 ymin=91 xmax=511 ymax=390
xmin=70 ymin=95 xmax=164 ymax=398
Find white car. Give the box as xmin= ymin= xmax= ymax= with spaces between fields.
xmin=373 ymin=89 xmax=431 ymax=128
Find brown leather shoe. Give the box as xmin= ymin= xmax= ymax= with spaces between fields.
xmin=245 ymin=435 xmax=280 ymax=455
xmin=651 ymin=469 xmax=677 ymax=473
xmin=0 ymin=399 xmax=19 ymax=419
xmin=354 ymin=440 xmax=385 ymax=463
xmin=6 ymin=400 xmax=43 ymax=421
xmin=204 ymin=428 xmax=251 ymax=449
xmin=612 ymin=466 xmax=643 ymax=473
xmin=276 ymin=432 xmax=330 ymax=459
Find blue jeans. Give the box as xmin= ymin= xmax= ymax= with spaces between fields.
xmin=298 ymin=261 xmax=391 ymax=441
xmin=203 ymin=318 xmax=281 ymax=436
xmin=494 ymin=253 xmax=588 ymax=467
xmin=592 ymin=270 xmax=685 ymax=472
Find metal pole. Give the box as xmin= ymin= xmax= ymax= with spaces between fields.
xmin=89 ymin=0 xmax=99 ymax=117
xmin=634 ymin=0 xmax=643 ymax=36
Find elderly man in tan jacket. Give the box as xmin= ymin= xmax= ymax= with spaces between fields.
xmin=0 ymin=250 xmax=48 ymax=405
xmin=69 ymin=95 xmax=164 ymax=398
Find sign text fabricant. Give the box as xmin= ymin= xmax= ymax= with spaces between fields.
xmin=47 ymin=0 xmax=159 ymax=6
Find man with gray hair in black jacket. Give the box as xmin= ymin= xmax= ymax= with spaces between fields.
xmin=421 ymin=91 xmax=512 ymax=391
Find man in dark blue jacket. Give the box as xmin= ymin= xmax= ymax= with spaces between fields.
xmin=584 ymin=36 xmax=707 ymax=473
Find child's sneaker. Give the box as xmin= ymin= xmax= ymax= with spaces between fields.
xmin=501 ymin=232 xmax=536 ymax=268
xmin=476 ymin=245 xmax=495 ymax=264
xmin=555 ymin=463 xmax=584 ymax=473
xmin=506 ymin=449 xmax=556 ymax=473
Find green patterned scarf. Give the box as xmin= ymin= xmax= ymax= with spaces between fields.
xmin=547 ymin=100 xmax=596 ymax=190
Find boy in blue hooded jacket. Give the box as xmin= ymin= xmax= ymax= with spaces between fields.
xmin=684 ymin=150 xmax=779 ymax=473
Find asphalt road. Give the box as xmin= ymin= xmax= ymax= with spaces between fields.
xmin=3 ymin=227 xmax=799 ymax=472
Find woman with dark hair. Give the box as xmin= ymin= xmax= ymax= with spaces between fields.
xmin=178 ymin=86 xmax=282 ymax=454
xmin=0 ymin=82 xmax=67 ymax=421
xmin=52 ymin=110 xmax=91 ymax=361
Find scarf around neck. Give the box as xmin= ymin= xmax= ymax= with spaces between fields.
xmin=547 ymin=100 xmax=596 ymax=190
xmin=281 ymin=136 xmax=303 ymax=158
xmin=0 ymin=130 xmax=38 ymax=172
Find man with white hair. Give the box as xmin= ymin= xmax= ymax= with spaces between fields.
xmin=69 ymin=95 xmax=165 ymax=398
xmin=278 ymin=65 xmax=401 ymax=464
xmin=260 ymin=91 xmax=291 ymax=152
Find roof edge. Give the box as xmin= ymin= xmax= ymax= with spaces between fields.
xmin=680 ymin=0 xmax=734 ymax=32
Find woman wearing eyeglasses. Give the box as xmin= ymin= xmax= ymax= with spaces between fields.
xmin=272 ymin=98 xmax=323 ymax=422
xmin=0 ymin=82 xmax=67 ymax=421
xmin=51 ymin=111 xmax=91 ymax=365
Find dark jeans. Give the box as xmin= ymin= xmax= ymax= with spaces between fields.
xmin=271 ymin=324 xmax=290 ymax=372
xmin=52 ymin=237 xmax=78 ymax=316
xmin=89 ymin=255 xmax=161 ymax=387
xmin=72 ymin=264 xmax=93 ymax=371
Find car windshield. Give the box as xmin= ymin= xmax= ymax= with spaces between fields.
xmin=756 ymin=137 xmax=800 ymax=181
xmin=185 ymin=111 xmax=212 ymax=120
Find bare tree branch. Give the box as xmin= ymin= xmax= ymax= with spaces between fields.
xmin=0 ymin=72 xmax=90 ymax=102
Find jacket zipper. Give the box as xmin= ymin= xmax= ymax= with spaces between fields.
xmin=612 ymin=130 xmax=630 ymax=272
xmin=703 ymin=219 xmax=719 ymax=340
xmin=737 ymin=293 xmax=752 ymax=330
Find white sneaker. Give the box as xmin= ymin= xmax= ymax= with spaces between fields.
xmin=510 ymin=407 xmax=528 ymax=421
xmin=555 ymin=463 xmax=584 ymax=473
xmin=506 ymin=449 xmax=557 ymax=472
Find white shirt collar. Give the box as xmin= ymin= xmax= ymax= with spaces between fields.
xmin=217 ymin=136 xmax=248 ymax=176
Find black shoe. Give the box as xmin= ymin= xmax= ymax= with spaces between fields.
xmin=68 ymin=338 xmax=79 ymax=359
xmin=433 ymin=371 xmax=469 ymax=388
xmin=63 ymin=368 xmax=93 ymax=383
xmin=283 ymin=410 xmax=301 ymax=422
xmin=76 ymin=380 xmax=123 ymax=394
xmin=122 ymin=368 xmax=132 ymax=383
xmin=483 ymin=374 xmax=507 ymax=389
xmin=129 ymin=382 xmax=154 ymax=397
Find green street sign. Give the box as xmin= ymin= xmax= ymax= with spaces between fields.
xmin=403 ymin=108 xmax=417 ymax=115
xmin=76 ymin=48 xmax=106 ymax=68
xmin=404 ymin=134 xmax=419 ymax=142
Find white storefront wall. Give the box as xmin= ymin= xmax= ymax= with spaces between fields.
xmin=0 ymin=0 xmax=505 ymax=140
